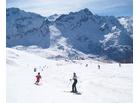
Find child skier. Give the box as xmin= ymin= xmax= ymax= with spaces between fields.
xmin=35 ymin=72 xmax=41 ymax=85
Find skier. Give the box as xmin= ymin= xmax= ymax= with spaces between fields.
xmin=35 ymin=72 xmax=41 ymax=85
xmin=98 ymin=65 xmax=100 ymax=69
xmin=34 ymin=68 xmax=36 ymax=72
xmin=119 ymin=63 xmax=121 ymax=67
xmin=70 ymin=72 xmax=78 ymax=93
xmin=85 ymin=64 xmax=88 ymax=67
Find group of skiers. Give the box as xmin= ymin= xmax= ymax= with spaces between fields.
xmin=34 ymin=71 xmax=78 ymax=93
xmin=34 ymin=64 xmax=100 ymax=92
xmin=34 ymin=63 xmax=121 ymax=93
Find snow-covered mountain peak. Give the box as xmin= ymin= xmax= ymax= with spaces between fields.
xmin=6 ymin=7 xmax=43 ymax=19
xmin=76 ymin=8 xmax=93 ymax=15
xmin=6 ymin=7 xmax=20 ymax=14
xmin=56 ymin=8 xmax=94 ymax=24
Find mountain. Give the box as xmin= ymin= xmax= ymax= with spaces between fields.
xmin=6 ymin=8 xmax=50 ymax=48
xmin=54 ymin=8 xmax=133 ymax=62
xmin=6 ymin=8 xmax=133 ymax=63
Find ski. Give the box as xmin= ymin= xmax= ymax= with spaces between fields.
xmin=64 ymin=91 xmax=82 ymax=95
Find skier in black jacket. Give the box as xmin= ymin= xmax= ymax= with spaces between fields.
xmin=71 ymin=72 xmax=78 ymax=93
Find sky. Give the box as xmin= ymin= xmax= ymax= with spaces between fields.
xmin=6 ymin=0 xmax=133 ymax=17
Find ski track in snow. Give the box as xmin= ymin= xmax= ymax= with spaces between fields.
xmin=7 ymin=48 xmax=132 ymax=103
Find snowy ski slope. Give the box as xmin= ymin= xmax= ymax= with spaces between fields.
xmin=7 ymin=48 xmax=132 ymax=103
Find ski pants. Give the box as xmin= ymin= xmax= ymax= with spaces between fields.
xmin=72 ymin=80 xmax=77 ymax=92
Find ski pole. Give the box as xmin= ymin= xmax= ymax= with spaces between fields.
xmin=67 ymin=79 xmax=72 ymax=87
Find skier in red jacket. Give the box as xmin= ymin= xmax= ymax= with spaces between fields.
xmin=35 ymin=72 xmax=41 ymax=85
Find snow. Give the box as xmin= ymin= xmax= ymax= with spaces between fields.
xmin=118 ymin=17 xmax=133 ymax=38
xmin=7 ymin=48 xmax=132 ymax=103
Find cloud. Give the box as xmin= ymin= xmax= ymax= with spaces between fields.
xmin=85 ymin=0 xmax=132 ymax=10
